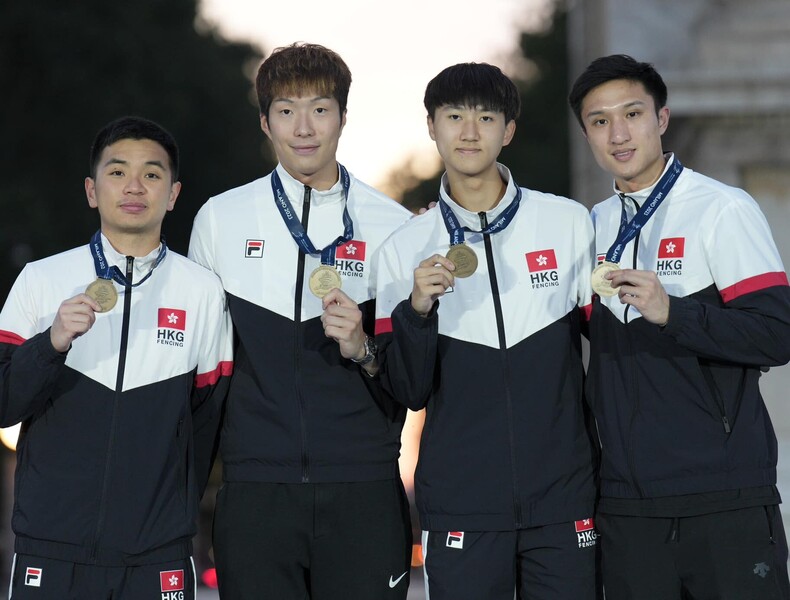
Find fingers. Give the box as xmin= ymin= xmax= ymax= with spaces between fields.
xmin=607 ymin=269 xmax=670 ymax=325
xmin=50 ymin=294 xmax=101 ymax=352
xmin=412 ymin=254 xmax=455 ymax=316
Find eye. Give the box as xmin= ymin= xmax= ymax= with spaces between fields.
xmin=592 ymin=118 xmax=608 ymax=127
xmin=108 ymin=169 xmax=124 ymax=176
xmin=448 ymin=114 xmax=461 ymax=121
xmin=279 ymin=108 xmax=292 ymax=116
xmin=144 ymin=172 xmax=161 ymax=180
xmin=626 ymin=111 xmax=640 ymax=118
xmin=480 ymin=115 xmax=494 ymax=123
xmin=315 ymin=107 xmax=328 ymax=114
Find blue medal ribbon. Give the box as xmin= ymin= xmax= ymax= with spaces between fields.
xmin=439 ymin=183 xmax=523 ymax=245
xmin=271 ymin=165 xmax=353 ymax=266
xmin=605 ymin=157 xmax=684 ymax=264
xmin=89 ymin=230 xmax=167 ymax=287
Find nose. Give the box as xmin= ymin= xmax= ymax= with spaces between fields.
xmin=294 ymin=112 xmax=314 ymax=137
xmin=124 ymin=174 xmax=145 ymax=194
xmin=460 ymin=119 xmax=479 ymax=141
xmin=610 ymin=118 xmax=630 ymax=145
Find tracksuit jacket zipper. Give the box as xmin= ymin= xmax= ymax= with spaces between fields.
xmin=479 ymin=212 xmax=524 ymax=527
xmin=294 ymin=185 xmax=312 ymax=483
xmin=91 ymin=256 xmax=133 ymax=560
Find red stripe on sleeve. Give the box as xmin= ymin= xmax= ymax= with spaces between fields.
xmin=375 ymin=318 xmax=393 ymax=336
xmin=0 ymin=330 xmax=25 ymax=346
xmin=719 ymin=272 xmax=789 ymax=303
xmin=194 ymin=360 xmax=234 ymax=388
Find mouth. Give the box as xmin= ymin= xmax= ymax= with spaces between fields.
xmin=292 ymin=145 xmax=319 ymax=156
xmin=612 ymin=149 xmax=635 ymax=162
xmin=120 ymin=202 xmax=147 ymax=214
xmin=456 ymin=147 xmax=481 ymax=155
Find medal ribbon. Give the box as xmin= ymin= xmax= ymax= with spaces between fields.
xmin=271 ymin=164 xmax=352 ymax=266
xmin=439 ymin=184 xmax=523 ymax=246
xmin=605 ymin=157 xmax=684 ymax=264
xmin=89 ymin=230 xmax=167 ymax=287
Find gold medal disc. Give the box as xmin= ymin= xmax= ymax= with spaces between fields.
xmin=446 ymin=244 xmax=478 ymax=278
xmin=85 ymin=278 xmax=118 ymax=312
xmin=591 ymin=261 xmax=621 ymax=297
xmin=309 ymin=265 xmax=342 ymax=298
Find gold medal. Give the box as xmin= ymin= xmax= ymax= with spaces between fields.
xmin=446 ymin=244 xmax=478 ymax=278
xmin=309 ymin=265 xmax=342 ymax=298
xmin=85 ymin=278 xmax=118 ymax=312
xmin=591 ymin=261 xmax=621 ymax=297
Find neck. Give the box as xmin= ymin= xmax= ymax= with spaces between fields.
xmin=445 ymin=168 xmax=507 ymax=213
xmin=616 ymin=154 xmax=668 ymax=194
xmin=102 ymin=230 xmax=161 ymax=257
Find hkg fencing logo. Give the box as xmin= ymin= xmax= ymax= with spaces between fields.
xmin=656 ymin=237 xmax=685 ymax=277
xmin=156 ymin=308 xmax=187 ymax=348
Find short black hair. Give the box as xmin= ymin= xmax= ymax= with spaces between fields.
xmin=89 ymin=116 xmax=179 ymax=180
xmin=568 ymin=54 xmax=668 ymax=131
xmin=424 ymin=62 xmax=520 ymax=122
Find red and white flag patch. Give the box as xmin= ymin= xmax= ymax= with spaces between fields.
xmin=158 ymin=308 xmax=186 ymax=331
xmin=526 ymin=249 xmax=558 ymax=272
xmin=160 ymin=569 xmax=185 ymax=592
xmin=658 ymin=237 xmax=685 ymax=258
xmin=336 ymin=240 xmax=366 ymax=261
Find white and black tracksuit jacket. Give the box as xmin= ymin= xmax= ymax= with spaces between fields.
xmin=188 ymin=164 xmax=412 ymax=485
xmin=588 ymin=155 xmax=790 ymax=503
xmin=375 ymin=165 xmax=599 ymax=532
xmin=0 ymin=237 xmax=233 ymax=565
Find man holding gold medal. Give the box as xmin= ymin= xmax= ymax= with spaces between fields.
xmin=0 ymin=117 xmax=233 ymax=598
xmin=570 ymin=54 xmax=790 ymax=599
xmin=374 ymin=63 xmax=600 ymax=599
xmin=188 ymin=43 xmax=413 ymax=598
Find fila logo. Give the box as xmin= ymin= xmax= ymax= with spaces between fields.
xmin=526 ymin=249 xmax=560 ymax=289
xmin=596 ymin=253 xmax=606 ymax=265
xmin=25 ymin=566 xmax=42 ymax=587
xmin=160 ymin=569 xmax=185 ymax=599
xmin=335 ymin=240 xmax=367 ymax=278
xmin=656 ymin=237 xmax=685 ymax=276
xmin=245 ymin=239 xmax=264 ymax=258
xmin=575 ymin=518 xmax=598 ymax=549
xmin=446 ymin=531 xmax=464 ymax=549
xmin=156 ymin=308 xmax=187 ymax=348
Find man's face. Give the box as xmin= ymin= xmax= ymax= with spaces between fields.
xmin=580 ymin=79 xmax=670 ymax=193
xmin=261 ymin=92 xmax=346 ymax=191
xmin=85 ymin=138 xmax=180 ymax=243
xmin=428 ymin=104 xmax=515 ymax=181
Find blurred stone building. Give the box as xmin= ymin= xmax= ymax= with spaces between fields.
xmin=567 ymin=0 xmax=790 ymax=520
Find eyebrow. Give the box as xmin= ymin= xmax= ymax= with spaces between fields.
xmin=103 ymin=158 xmax=166 ymax=170
xmin=272 ymin=96 xmax=332 ymax=104
xmin=585 ymin=100 xmax=646 ymax=119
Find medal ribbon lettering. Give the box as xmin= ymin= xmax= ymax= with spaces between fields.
xmin=604 ymin=157 xmax=683 ymax=264
xmin=271 ymin=164 xmax=353 ymax=267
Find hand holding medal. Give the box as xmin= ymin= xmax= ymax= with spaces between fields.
xmin=590 ymin=261 xmax=620 ymax=297
xmin=411 ymin=254 xmax=456 ymax=317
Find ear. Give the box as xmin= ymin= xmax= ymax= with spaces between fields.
xmin=166 ymin=181 xmax=182 ymax=212
xmin=260 ymin=114 xmax=272 ymax=140
xmin=427 ymin=115 xmax=436 ymax=141
xmin=85 ymin=177 xmax=98 ymax=209
xmin=339 ymin=110 xmax=347 ymax=135
xmin=502 ymin=120 xmax=516 ymax=147
xmin=657 ymin=106 xmax=670 ymax=135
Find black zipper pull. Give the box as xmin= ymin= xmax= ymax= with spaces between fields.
xmin=722 ymin=416 xmax=731 ymax=433
xmin=478 ymin=211 xmax=488 ymax=229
